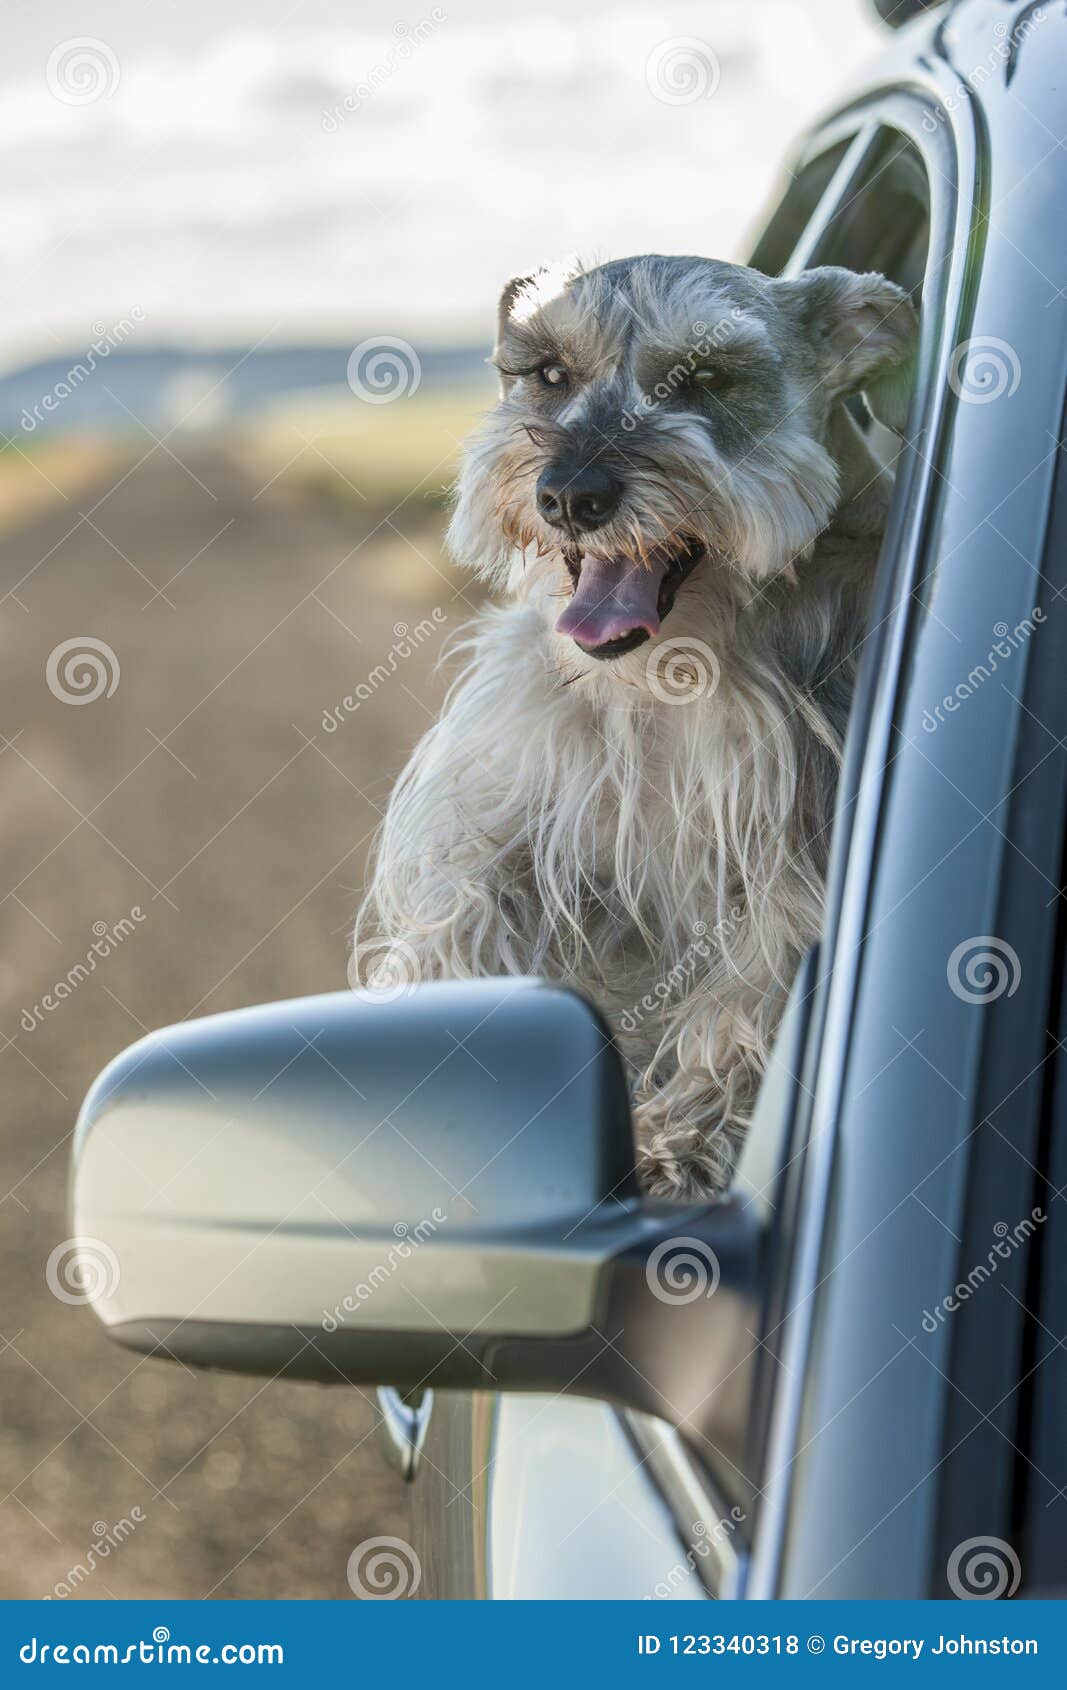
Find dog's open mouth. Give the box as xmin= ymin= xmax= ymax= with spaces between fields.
xmin=555 ymin=538 xmax=705 ymax=660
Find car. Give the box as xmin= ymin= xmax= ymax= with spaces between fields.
xmin=71 ymin=0 xmax=1067 ymax=1600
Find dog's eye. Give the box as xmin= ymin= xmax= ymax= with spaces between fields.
xmin=539 ymin=363 xmax=568 ymax=388
xmin=691 ymin=367 xmax=730 ymax=392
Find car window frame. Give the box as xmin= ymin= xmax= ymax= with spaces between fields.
xmin=737 ymin=87 xmax=973 ymax=1599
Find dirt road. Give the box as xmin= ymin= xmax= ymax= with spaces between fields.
xmin=0 ymin=432 xmax=478 ymax=1597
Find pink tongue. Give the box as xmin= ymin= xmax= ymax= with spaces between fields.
xmin=555 ymin=553 xmax=669 ymax=648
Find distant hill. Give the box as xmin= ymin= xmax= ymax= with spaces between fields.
xmin=2 ymin=342 xmax=490 ymax=440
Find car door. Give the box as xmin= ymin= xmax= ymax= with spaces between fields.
xmin=400 ymin=6 xmax=1067 ymax=1599
xmin=757 ymin=10 xmax=1067 ymax=1597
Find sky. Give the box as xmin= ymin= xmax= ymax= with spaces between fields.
xmin=0 ymin=0 xmax=886 ymax=369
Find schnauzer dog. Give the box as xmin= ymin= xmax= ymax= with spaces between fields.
xmin=354 ymin=255 xmax=916 ymax=1199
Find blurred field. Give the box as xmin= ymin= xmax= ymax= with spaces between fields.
xmin=237 ymin=387 xmax=490 ymax=511
xmin=0 ymin=439 xmax=125 ymax=538
xmin=0 ymin=392 xmax=489 ymax=1598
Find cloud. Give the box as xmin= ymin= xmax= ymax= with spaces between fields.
xmin=0 ymin=0 xmax=882 ymax=362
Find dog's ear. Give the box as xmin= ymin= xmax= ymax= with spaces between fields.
xmin=497 ymin=274 xmax=534 ymax=340
xmin=493 ymin=275 xmax=536 ymax=395
xmin=493 ymin=261 xmax=581 ymax=397
xmin=783 ymin=267 xmax=918 ymax=436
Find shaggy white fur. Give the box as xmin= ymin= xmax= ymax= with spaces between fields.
xmin=353 ymin=256 xmax=915 ymax=1199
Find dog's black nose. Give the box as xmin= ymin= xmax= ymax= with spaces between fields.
xmin=536 ymin=461 xmax=621 ymax=533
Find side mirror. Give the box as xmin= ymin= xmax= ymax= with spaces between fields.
xmin=71 ymin=979 xmax=763 ymax=1438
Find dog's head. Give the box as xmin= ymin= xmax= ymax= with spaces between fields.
xmin=448 ymin=255 xmax=916 ymax=667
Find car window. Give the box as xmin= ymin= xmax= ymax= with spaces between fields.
xmin=751 ymin=130 xmax=929 ymax=302
xmin=741 ymin=116 xmax=938 ymax=1083
xmin=747 ymin=138 xmax=853 ymax=278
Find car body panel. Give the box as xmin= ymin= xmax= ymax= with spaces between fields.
xmin=414 ymin=1396 xmax=707 ymax=1600
xmin=489 ymin=1398 xmax=706 ymax=1601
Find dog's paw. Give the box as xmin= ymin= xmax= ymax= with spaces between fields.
xmin=637 ymin=1128 xmax=733 ymax=1203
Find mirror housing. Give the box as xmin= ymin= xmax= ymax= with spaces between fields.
xmin=71 ymin=979 xmax=761 ymax=1430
